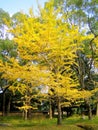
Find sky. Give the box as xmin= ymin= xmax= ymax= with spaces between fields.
xmin=0 ymin=0 xmax=48 ymax=16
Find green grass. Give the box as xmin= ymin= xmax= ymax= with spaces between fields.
xmin=0 ymin=126 xmax=83 ymax=130
xmin=0 ymin=115 xmax=98 ymax=130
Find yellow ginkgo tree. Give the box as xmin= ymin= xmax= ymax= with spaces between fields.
xmin=0 ymin=57 xmax=45 ymax=119
xmin=0 ymin=0 xmax=95 ymax=124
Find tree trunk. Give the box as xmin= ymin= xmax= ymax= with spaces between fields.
xmin=57 ymin=97 xmax=62 ymax=125
xmin=2 ymin=86 xmax=9 ymax=116
xmin=96 ymin=102 xmax=98 ymax=116
xmin=6 ymin=95 xmax=11 ymax=116
xmin=2 ymin=92 xmax=6 ymax=116
xmin=77 ymin=51 xmax=85 ymax=90
xmin=62 ymin=109 xmax=64 ymax=119
xmin=85 ymin=99 xmax=92 ymax=120
xmin=49 ymin=100 xmax=52 ymax=119
xmin=88 ymin=104 xmax=92 ymax=120
xmin=52 ymin=106 xmax=55 ymax=117
xmin=27 ymin=108 xmax=32 ymax=119
xmin=24 ymin=110 xmax=28 ymax=120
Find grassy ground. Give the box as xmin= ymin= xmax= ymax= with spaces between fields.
xmin=0 ymin=126 xmax=83 ymax=130
xmin=0 ymin=114 xmax=98 ymax=130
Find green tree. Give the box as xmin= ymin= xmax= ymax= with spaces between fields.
xmin=0 ymin=8 xmax=10 ymax=39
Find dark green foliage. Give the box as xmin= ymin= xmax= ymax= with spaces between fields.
xmin=0 ymin=39 xmax=17 ymax=61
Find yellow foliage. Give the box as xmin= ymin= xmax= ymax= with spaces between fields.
xmin=0 ymin=0 xmax=94 ymax=107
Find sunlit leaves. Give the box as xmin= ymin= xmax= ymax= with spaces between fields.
xmin=0 ymin=0 xmax=96 ymax=115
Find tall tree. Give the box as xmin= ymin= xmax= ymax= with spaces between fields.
xmin=1 ymin=0 xmax=97 ymax=123
xmin=0 ymin=8 xmax=10 ymax=39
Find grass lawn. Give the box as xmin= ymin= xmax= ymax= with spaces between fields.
xmin=0 ymin=125 xmax=83 ymax=130
xmin=0 ymin=114 xmax=98 ymax=130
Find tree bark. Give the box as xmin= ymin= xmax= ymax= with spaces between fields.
xmin=2 ymin=86 xmax=9 ymax=116
xmin=49 ymin=100 xmax=52 ymax=119
xmin=24 ymin=110 xmax=28 ymax=120
xmin=96 ymin=102 xmax=98 ymax=116
xmin=52 ymin=106 xmax=55 ymax=117
xmin=85 ymin=99 xmax=92 ymax=120
xmin=27 ymin=108 xmax=32 ymax=119
xmin=62 ymin=109 xmax=64 ymax=119
xmin=57 ymin=97 xmax=62 ymax=125
xmin=2 ymin=92 xmax=6 ymax=116
xmin=6 ymin=95 xmax=11 ymax=116
xmin=88 ymin=103 xmax=92 ymax=120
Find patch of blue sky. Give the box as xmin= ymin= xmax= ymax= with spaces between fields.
xmin=0 ymin=0 xmax=48 ymax=16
